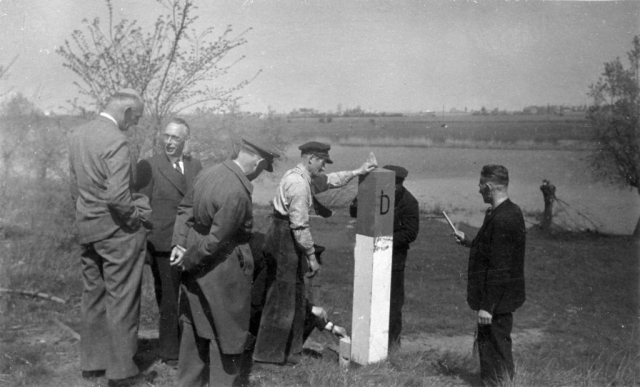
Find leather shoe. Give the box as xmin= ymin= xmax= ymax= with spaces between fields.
xmin=82 ymin=370 xmax=105 ymax=379
xmin=286 ymin=353 xmax=302 ymax=365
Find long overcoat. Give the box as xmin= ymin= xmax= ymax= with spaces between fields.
xmin=172 ymin=160 xmax=255 ymax=355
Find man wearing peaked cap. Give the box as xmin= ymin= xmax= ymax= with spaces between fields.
xmin=169 ymin=137 xmax=278 ymax=386
xmin=252 ymin=141 xmax=376 ymax=366
xmin=242 ymin=138 xmax=280 ymax=172
xmin=297 ymin=141 xmax=333 ymax=164
xmin=350 ymin=164 xmax=420 ymax=351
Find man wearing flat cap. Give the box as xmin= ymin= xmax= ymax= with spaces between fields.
xmin=350 ymin=165 xmax=420 ymax=350
xmin=170 ymin=138 xmax=279 ymax=386
xmin=253 ymin=141 xmax=376 ymax=366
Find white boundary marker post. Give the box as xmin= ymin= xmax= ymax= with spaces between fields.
xmin=350 ymin=168 xmax=395 ymax=365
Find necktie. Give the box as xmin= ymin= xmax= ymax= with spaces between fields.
xmin=174 ymin=160 xmax=182 ymax=174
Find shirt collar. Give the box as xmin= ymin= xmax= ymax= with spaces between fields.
xmin=488 ymin=197 xmax=509 ymax=213
xmin=166 ymin=153 xmax=183 ymax=165
xmin=294 ymin=163 xmax=311 ymax=183
xmin=233 ymin=159 xmax=246 ymax=173
xmin=99 ymin=112 xmax=118 ymax=126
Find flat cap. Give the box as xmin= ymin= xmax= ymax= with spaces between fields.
xmin=242 ymin=138 xmax=280 ymax=172
xmin=383 ymin=165 xmax=408 ymax=179
xmin=299 ymin=141 xmax=333 ymax=164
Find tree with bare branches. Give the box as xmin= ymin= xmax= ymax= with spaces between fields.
xmin=588 ymin=35 xmax=640 ymax=237
xmin=56 ymin=0 xmax=258 ymax=155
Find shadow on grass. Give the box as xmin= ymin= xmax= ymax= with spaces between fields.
xmin=135 ymin=338 xmax=161 ymax=371
xmin=0 ymin=342 xmax=53 ymax=386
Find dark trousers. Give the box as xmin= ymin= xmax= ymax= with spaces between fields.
xmin=150 ymin=250 xmax=182 ymax=360
xmin=253 ymin=219 xmax=306 ymax=364
xmin=477 ymin=312 xmax=514 ymax=387
xmin=389 ymin=268 xmax=405 ymax=349
xmin=80 ymin=227 xmax=146 ymax=380
xmin=177 ymin=319 xmax=243 ymax=387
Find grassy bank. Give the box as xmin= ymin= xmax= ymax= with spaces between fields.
xmin=1 ymin=177 xmax=638 ymax=386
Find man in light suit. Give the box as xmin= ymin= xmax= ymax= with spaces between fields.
xmin=170 ymin=139 xmax=280 ymax=387
xmin=135 ymin=118 xmax=202 ymax=364
xmin=69 ymin=90 xmax=152 ymax=387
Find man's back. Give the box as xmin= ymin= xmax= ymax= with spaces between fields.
xmin=69 ymin=116 xmax=137 ymax=243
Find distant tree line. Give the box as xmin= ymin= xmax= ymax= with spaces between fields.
xmin=288 ymin=105 xmax=403 ymax=121
xmin=471 ymin=104 xmax=588 ymax=116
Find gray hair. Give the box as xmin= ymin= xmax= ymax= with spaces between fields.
xmin=167 ymin=117 xmax=191 ymax=136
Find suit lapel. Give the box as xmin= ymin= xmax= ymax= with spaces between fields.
xmin=157 ymin=154 xmax=187 ymax=195
xmin=472 ymin=199 xmax=510 ymax=244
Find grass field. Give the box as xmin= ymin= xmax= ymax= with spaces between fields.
xmin=1 ymin=176 xmax=638 ymax=386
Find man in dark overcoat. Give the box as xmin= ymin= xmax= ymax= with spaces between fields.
xmin=349 ymin=165 xmax=420 ymax=350
xmin=170 ymin=139 xmax=279 ymax=387
xmin=453 ymin=164 xmax=526 ymax=387
xmin=135 ymin=118 xmax=202 ymax=363
xmin=69 ymin=89 xmax=152 ymax=386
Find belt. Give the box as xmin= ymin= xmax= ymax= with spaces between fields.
xmin=272 ymin=211 xmax=289 ymax=221
xmin=192 ymin=223 xmax=210 ymax=235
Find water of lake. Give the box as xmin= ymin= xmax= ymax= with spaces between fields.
xmin=251 ymin=146 xmax=639 ymax=235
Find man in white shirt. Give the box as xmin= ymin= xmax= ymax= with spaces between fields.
xmin=253 ymin=141 xmax=375 ymax=366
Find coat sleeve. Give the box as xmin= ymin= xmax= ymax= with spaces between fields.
xmin=134 ymin=159 xmax=154 ymax=200
xmin=286 ymin=176 xmax=315 ymax=256
xmin=182 ymin=189 xmax=249 ymax=272
xmin=349 ymin=197 xmax=358 ymax=218
xmin=104 ymin=137 xmax=140 ymax=230
xmin=394 ymin=197 xmax=420 ymax=246
xmin=480 ymin=213 xmax=525 ymax=313
xmin=173 ymin=186 xmax=195 ymax=248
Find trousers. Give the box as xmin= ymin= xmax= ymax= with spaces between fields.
xmin=177 ymin=319 xmax=244 ymax=387
xmin=80 ymin=227 xmax=146 ymax=380
xmin=477 ymin=312 xmax=515 ymax=386
xmin=149 ymin=249 xmax=182 ymax=360
xmin=253 ymin=218 xmax=306 ymax=364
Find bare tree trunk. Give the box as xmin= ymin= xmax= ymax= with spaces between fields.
xmin=540 ymin=180 xmax=556 ymax=231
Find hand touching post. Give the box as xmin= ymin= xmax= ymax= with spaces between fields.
xmin=353 ymin=152 xmax=378 ymax=176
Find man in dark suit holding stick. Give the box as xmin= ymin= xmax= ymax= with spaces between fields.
xmin=69 ymin=89 xmax=152 ymax=387
xmin=135 ymin=118 xmax=202 ymax=365
xmin=453 ymin=165 xmax=526 ymax=387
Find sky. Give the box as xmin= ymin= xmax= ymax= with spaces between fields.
xmin=0 ymin=0 xmax=638 ymax=114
